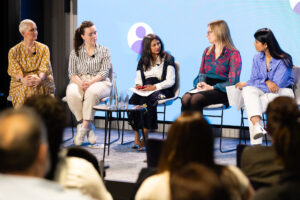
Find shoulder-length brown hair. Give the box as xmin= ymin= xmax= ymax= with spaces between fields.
xmin=74 ymin=21 xmax=94 ymax=56
xmin=207 ymin=20 xmax=236 ymax=54
xmin=158 ymin=112 xmax=214 ymax=173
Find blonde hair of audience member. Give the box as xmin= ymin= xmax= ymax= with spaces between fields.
xmin=207 ymin=20 xmax=236 ymax=54
xmin=0 ymin=107 xmax=49 ymax=177
xmin=266 ymin=96 xmax=300 ymax=172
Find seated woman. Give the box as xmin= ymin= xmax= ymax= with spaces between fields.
xmin=128 ymin=34 xmax=176 ymax=151
xmin=135 ymin=112 xmax=254 ymax=200
xmin=235 ymin=28 xmax=294 ymax=145
xmin=8 ymin=19 xmax=55 ymax=108
xmin=66 ymin=21 xmax=112 ymax=146
xmin=181 ymin=20 xmax=241 ymax=112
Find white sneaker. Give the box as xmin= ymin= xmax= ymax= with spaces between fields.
xmin=74 ymin=127 xmax=88 ymax=146
xmin=253 ymin=124 xmax=267 ymax=140
xmin=87 ymin=123 xmax=97 ymax=144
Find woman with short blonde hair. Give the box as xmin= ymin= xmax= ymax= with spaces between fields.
xmin=8 ymin=19 xmax=55 ymax=108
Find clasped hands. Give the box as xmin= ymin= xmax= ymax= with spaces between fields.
xmin=196 ymin=82 xmax=213 ymax=91
xmin=21 ymin=75 xmax=42 ymax=88
xmin=135 ymin=84 xmax=156 ymax=91
xmin=235 ymin=81 xmax=279 ymax=93
xmin=80 ymin=80 xmax=92 ymax=91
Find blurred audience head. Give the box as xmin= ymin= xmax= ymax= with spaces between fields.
xmin=170 ymin=163 xmax=230 ymax=200
xmin=55 ymin=147 xmax=110 ymax=199
xmin=24 ymin=95 xmax=66 ymax=179
xmin=158 ymin=112 xmax=214 ymax=173
xmin=65 ymin=146 xmax=101 ymax=175
xmin=266 ymin=96 xmax=300 ymax=172
xmin=0 ymin=107 xmax=48 ymax=177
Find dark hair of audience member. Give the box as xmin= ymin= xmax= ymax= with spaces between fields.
xmin=74 ymin=20 xmax=94 ymax=56
xmin=266 ymin=96 xmax=300 ymax=172
xmin=158 ymin=112 xmax=241 ymax=198
xmin=139 ymin=33 xmax=171 ymax=71
xmin=24 ymin=95 xmax=66 ymax=180
xmin=170 ymin=163 xmax=230 ymax=200
xmin=66 ymin=146 xmax=101 ymax=175
xmin=158 ymin=112 xmax=214 ymax=173
xmin=0 ymin=107 xmax=46 ymax=173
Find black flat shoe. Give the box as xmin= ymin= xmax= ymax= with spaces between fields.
xmin=131 ymin=144 xmax=140 ymax=149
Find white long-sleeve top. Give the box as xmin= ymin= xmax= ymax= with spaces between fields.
xmin=134 ymin=56 xmax=175 ymax=90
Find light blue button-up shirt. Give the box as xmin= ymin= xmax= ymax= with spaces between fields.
xmin=246 ymin=52 xmax=294 ymax=93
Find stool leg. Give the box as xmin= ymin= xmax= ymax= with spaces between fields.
xmin=219 ymin=106 xmax=236 ymax=153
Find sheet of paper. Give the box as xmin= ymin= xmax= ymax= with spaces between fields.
xmin=226 ymin=85 xmax=244 ymax=110
xmin=188 ymin=88 xmax=204 ymax=94
xmin=130 ymin=87 xmax=157 ymax=97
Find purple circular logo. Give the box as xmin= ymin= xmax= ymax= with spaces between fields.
xmin=290 ymin=0 xmax=300 ymax=15
xmin=128 ymin=23 xmax=153 ymax=54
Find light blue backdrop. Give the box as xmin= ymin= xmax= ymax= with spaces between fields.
xmin=78 ymin=0 xmax=300 ymax=126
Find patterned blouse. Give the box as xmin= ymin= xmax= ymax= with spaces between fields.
xmin=195 ymin=45 xmax=242 ymax=92
xmin=8 ymin=41 xmax=55 ymax=108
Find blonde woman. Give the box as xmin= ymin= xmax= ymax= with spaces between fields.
xmin=8 ymin=19 xmax=55 ymax=108
xmin=181 ymin=20 xmax=241 ymax=112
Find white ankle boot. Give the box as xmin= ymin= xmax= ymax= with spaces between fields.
xmin=87 ymin=123 xmax=97 ymax=144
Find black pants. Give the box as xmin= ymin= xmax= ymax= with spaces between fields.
xmin=128 ymin=78 xmax=173 ymax=130
xmin=181 ymin=89 xmax=228 ymax=113
xmin=181 ymin=77 xmax=228 ymax=113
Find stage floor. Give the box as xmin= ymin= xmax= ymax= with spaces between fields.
xmin=62 ymin=127 xmax=240 ymax=183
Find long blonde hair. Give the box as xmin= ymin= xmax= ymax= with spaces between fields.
xmin=207 ymin=20 xmax=236 ymax=54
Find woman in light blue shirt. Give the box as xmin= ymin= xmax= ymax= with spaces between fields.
xmin=236 ymin=28 xmax=294 ymax=145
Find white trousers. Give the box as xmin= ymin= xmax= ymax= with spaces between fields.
xmin=242 ymin=86 xmax=294 ymax=145
xmin=66 ymin=81 xmax=111 ymax=121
